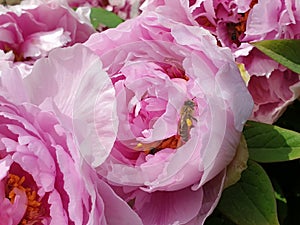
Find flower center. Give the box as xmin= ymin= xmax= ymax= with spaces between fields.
xmin=3 ymin=44 xmax=26 ymax=62
xmin=227 ymin=0 xmax=258 ymax=46
xmin=160 ymin=61 xmax=190 ymax=81
xmin=136 ymin=99 xmax=196 ymax=155
xmin=195 ymin=16 xmax=215 ymax=30
xmin=144 ymin=134 xmax=182 ymax=154
xmin=6 ymin=174 xmax=43 ymax=224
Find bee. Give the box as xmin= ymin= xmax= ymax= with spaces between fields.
xmin=178 ymin=99 xmax=197 ymax=142
xmin=0 ymin=0 xmax=21 ymax=6
xmin=133 ymin=99 xmax=197 ymax=155
xmin=226 ymin=22 xmax=242 ymax=46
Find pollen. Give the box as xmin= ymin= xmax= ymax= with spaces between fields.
xmin=237 ymin=63 xmax=250 ymax=85
xmin=135 ymin=135 xmax=182 ymax=155
xmin=186 ymin=118 xmax=193 ymax=127
xmin=148 ymin=135 xmax=182 ymax=154
xmin=136 ymin=143 xmax=143 ymax=148
xmin=6 ymin=174 xmax=44 ymax=224
xmin=157 ymin=135 xmax=181 ymax=150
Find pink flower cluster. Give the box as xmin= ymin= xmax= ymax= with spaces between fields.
xmin=0 ymin=0 xmax=298 ymax=224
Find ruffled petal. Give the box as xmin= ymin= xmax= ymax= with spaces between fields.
xmin=97 ymin=179 xmax=143 ymax=225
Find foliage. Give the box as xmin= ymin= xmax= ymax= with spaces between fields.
xmin=90 ymin=7 xmax=123 ymax=29
xmin=252 ymin=40 xmax=300 ymax=74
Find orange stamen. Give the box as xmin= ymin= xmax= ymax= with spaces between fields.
xmin=196 ymin=16 xmax=215 ymax=29
xmin=168 ymin=65 xmax=189 ymax=81
xmin=230 ymin=0 xmax=258 ymax=45
xmin=6 ymin=174 xmax=44 ymax=224
xmin=156 ymin=134 xmax=181 ymax=149
xmin=147 ymin=134 xmax=182 ymax=155
xmin=3 ymin=44 xmax=25 ymax=62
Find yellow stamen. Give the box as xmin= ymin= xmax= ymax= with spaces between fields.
xmin=135 ymin=135 xmax=182 ymax=155
xmin=237 ymin=63 xmax=250 ymax=85
xmin=6 ymin=174 xmax=44 ymax=224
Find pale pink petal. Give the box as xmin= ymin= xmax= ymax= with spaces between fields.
xmin=248 ymin=70 xmax=300 ymax=123
xmin=245 ymin=0 xmax=282 ymax=36
xmin=97 ymin=179 xmax=143 ymax=225
xmin=185 ymin=170 xmax=226 ymax=225
xmin=21 ymin=28 xmax=71 ymax=58
xmin=134 ymin=187 xmax=203 ymax=225
xmin=48 ymin=190 xmax=69 ymax=225
xmin=10 ymin=188 xmax=28 ymax=225
xmin=23 ymin=44 xmax=118 ymax=167
xmin=0 ymin=156 xmax=13 ymax=180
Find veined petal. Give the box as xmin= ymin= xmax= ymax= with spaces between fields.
xmin=23 ymin=44 xmax=118 ymax=167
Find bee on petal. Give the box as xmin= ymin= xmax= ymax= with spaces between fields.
xmin=133 ymin=99 xmax=197 ymax=155
xmin=178 ymin=99 xmax=197 ymax=142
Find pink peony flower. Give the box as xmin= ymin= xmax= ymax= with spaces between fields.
xmin=0 ymin=1 xmax=94 ymax=73
xmin=247 ymin=69 xmax=300 ymax=124
xmin=85 ymin=9 xmax=253 ymax=225
xmin=144 ymin=0 xmax=300 ymax=124
xmin=234 ymin=0 xmax=300 ymax=123
xmin=0 ymin=44 xmax=142 ymax=225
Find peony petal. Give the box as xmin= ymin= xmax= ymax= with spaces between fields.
xmin=0 ymin=156 xmax=13 ymax=180
xmin=56 ymin=144 xmax=85 ymax=225
xmin=245 ymin=0 xmax=282 ymax=35
xmin=23 ymin=44 xmax=118 ymax=167
xmin=97 ymin=179 xmax=143 ymax=225
xmin=249 ymin=69 xmax=300 ymax=123
xmin=185 ymin=170 xmax=226 ymax=225
xmin=21 ymin=28 xmax=71 ymax=58
xmin=48 ymin=190 xmax=69 ymax=225
xmin=134 ymin=187 xmax=203 ymax=225
xmin=10 ymin=188 xmax=28 ymax=225
xmin=0 ymin=66 xmax=29 ymax=104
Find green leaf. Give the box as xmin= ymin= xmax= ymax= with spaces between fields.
xmin=90 ymin=7 xmax=123 ymax=29
xmin=218 ymin=160 xmax=279 ymax=225
xmin=252 ymin=40 xmax=300 ymax=74
xmin=243 ymin=121 xmax=300 ymax=162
